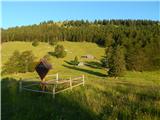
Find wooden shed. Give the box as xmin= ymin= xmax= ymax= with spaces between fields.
xmin=81 ymin=54 xmax=94 ymax=59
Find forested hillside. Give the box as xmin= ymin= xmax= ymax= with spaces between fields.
xmin=2 ymin=20 xmax=160 ymax=72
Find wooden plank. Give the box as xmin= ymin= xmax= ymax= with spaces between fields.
xmin=46 ymin=74 xmax=57 ymax=77
xmin=55 ymin=82 xmax=83 ymax=94
xmin=21 ymin=79 xmax=40 ymax=83
xmin=23 ymin=83 xmax=39 ymax=88
xmin=57 ymin=80 xmax=70 ymax=84
xmin=71 ymin=79 xmax=83 ymax=82
xmin=56 ymin=73 xmax=58 ymax=81
xmin=71 ymin=82 xmax=83 ymax=88
xmin=53 ymin=84 xmax=56 ymax=98
xmin=72 ymin=77 xmax=82 ymax=81
xmin=19 ymin=78 xmax=22 ymax=92
xmin=22 ymin=87 xmax=53 ymax=94
xmin=82 ymin=75 xmax=85 ymax=86
xmin=55 ymin=87 xmax=71 ymax=94
xmin=70 ymin=77 xmax=72 ymax=90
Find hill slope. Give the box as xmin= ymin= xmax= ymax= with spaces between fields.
xmin=1 ymin=41 xmax=160 ymax=120
xmin=1 ymin=41 xmax=105 ymax=78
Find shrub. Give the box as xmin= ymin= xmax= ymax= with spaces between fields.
xmin=3 ymin=50 xmax=36 ymax=74
xmin=73 ymin=56 xmax=79 ymax=66
xmin=49 ymin=40 xmax=57 ymax=46
xmin=18 ymin=51 xmax=36 ymax=73
xmin=54 ymin=45 xmax=67 ymax=58
xmin=32 ymin=40 xmax=39 ymax=47
xmin=3 ymin=50 xmax=21 ymax=74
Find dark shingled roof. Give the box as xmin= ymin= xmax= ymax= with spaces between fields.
xmin=40 ymin=58 xmax=52 ymax=69
xmin=35 ymin=58 xmax=52 ymax=80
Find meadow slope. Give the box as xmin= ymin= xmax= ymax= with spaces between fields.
xmin=1 ymin=42 xmax=160 ymax=120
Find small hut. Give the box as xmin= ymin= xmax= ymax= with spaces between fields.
xmin=81 ymin=54 xmax=94 ymax=59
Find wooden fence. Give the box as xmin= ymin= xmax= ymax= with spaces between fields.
xmin=19 ymin=73 xmax=85 ymax=98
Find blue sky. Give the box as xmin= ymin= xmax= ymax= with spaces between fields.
xmin=1 ymin=1 xmax=159 ymax=28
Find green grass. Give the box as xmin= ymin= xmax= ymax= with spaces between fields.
xmin=1 ymin=42 xmax=160 ymax=120
xmin=1 ymin=41 xmax=105 ymax=75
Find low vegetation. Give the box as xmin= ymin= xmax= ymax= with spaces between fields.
xmin=54 ymin=44 xmax=67 ymax=58
xmin=3 ymin=50 xmax=36 ymax=74
xmin=32 ymin=40 xmax=39 ymax=47
xmin=66 ymin=56 xmax=80 ymax=66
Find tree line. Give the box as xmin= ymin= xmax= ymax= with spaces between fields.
xmin=2 ymin=19 xmax=160 ymax=74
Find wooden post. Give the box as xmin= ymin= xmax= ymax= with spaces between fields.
xmin=53 ymin=84 xmax=55 ymax=99
xmin=19 ymin=78 xmax=22 ymax=92
xmin=41 ymin=78 xmax=46 ymax=91
xmin=56 ymin=73 xmax=58 ymax=82
xmin=70 ymin=77 xmax=72 ymax=90
xmin=82 ymin=75 xmax=85 ymax=86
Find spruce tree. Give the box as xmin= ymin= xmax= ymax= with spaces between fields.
xmin=73 ymin=56 xmax=79 ymax=66
xmin=108 ymin=45 xmax=126 ymax=77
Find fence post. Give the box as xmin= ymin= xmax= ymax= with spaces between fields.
xmin=19 ymin=78 xmax=22 ymax=92
xmin=82 ymin=75 xmax=85 ymax=86
xmin=53 ymin=84 xmax=55 ymax=99
xmin=56 ymin=73 xmax=58 ymax=82
xmin=70 ymin=77 xmax=72 ymax=90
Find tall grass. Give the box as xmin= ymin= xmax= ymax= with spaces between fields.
xmin=2 ymin=71 xmax=160 ymax=120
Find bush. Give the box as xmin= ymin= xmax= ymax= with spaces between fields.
xmin=54 ymin=45 xmax=67 ymax=58
xmin=32 ymin=40 xmax=39 ymax=47
xmin=3 ymin=50 xmax=21 ymax=74
xmin=49 ymin=40 xmax=57 ymax=46
xmin=73 ymin=56 xmax=79 ymax=66
xmin=19 ymin=51 xmax=36 ymax=73
xmin=3 ymin=50 xmax=36 ymax=74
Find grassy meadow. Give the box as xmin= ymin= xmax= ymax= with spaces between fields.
xmin=1 ymin=42 xmax=160 ymax=120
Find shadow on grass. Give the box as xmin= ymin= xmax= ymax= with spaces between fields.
xmin=64 ymin=60 xmax=77 ymax=66
xmin=1 ymin=77 xmax=97 ymax=120
xmin=63 ymin=65 xmax=106 ymax=77
xmin=48 ymin=51 xmax=55 ymax=56
xmin=85 ymin=61 xmax=102 ymax=69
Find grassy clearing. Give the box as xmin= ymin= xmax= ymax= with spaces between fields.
xmin=1 ymin=42 xmax=160 ymax=120
xmin=1 ymin=41 xmax=106 ymax=79
xmin=1 ymin=41 xmax=104 ymax=63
